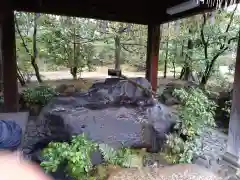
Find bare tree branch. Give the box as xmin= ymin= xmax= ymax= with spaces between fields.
xmin=121 ymin=44 xmax=135 ymax=53
xmin=121 ymin=43 xmax=146 ymax=47
xmin=33 ymin=13 xmax=40 ymax=58
xmin=225 ymin=3 xmax=238 ymax=33
xmin=73 ymin=35 xmax=115 ymax=44
xmin=15 ymin=16 xmax=33 ymax=58
xmin=201 ymin=13 xmax=208 ymax=60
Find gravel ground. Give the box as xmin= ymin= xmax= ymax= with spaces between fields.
xmin=194 ymin=128 xmax=239 ymax=180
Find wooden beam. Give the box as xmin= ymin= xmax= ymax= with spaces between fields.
xmin=0 ymin=5 xmax=19 ymax=112
xmin=12 ymin=0 xmax=238 ymax=25
xmin=146 ymin=24 xmax=161 ymax=92
xmin=223 ymin=31 xmax=240 ymax=167
xmin=13 ymin=0 xmax=150 ymax=25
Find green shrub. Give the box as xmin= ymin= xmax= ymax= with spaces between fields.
xmin=98 ymin=143 xmax=134 ymax=167
xmin=41 ymin=134 xmax=97 ymax=180
xmin=164 ymin=88 xmax=216 ymax=164
xmin=41 ymin=134 xmax=135 ymax=180
xmin=22 ymin=85 xmax=58 ymax=106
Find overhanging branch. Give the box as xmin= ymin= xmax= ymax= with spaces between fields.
xmin=225 ymin=3 xmax=238 ymax=34
xmin=14 ymin=15 xmax=32 ymax=58
xmin=121 ymin=44 xmax=135 ymax=53
xmin=121 ymin=43 xmax=146 ymax=48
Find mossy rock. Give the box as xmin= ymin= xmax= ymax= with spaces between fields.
xmin=55 ymin=79 xmax=94 ymax=95
xmin=74 ymin=78 xmax=94 ymax=91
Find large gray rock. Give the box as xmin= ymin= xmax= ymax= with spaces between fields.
xmin=22 ymin=77 xmax=177 ymax=166
xmin=89 ymin=77 xmax=152 ymax=104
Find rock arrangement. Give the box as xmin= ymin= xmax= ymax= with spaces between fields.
xmin=158 ymin=80 xmax=239 ymax=179
xmin=21 ymin=77 xmax=177 ymax=165
xmin=20 ymin=78 xmax=240 ymax=180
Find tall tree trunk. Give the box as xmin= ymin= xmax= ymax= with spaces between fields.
xmin=70 ymin=67 xmax=77 ymax=79
xmin=15 ymin=13 xmax=42 ymax=83
xmin=71 ymin=27 xmax=78 ymax=79
xmin=181 ymin=40 xmax=185 ymax=57
xmin=164 ymin=23 xmax=170 ymax=78
xmin=172 ymin=41 xmax=177 ymax=79
xmin=17 ymin=66 xmax=26 ymax=86
xmin=31 ymin=13 xmax=42 ymax=83
xmin=179 ymin=40 xmax=185 ymax=79
xmin=164 ymin=41 xmax=169 ymax=78
xmin=172 ymin=62 xmax=176 ymax=79
xmin=180 ymin=30 xmax=194 ymax=81
xmin=200 ymin=56 xmax=220 ymax=86
xmin=114 ymin=35 xmax=121 ymax=70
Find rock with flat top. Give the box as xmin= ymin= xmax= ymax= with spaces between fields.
xmin=22 ymin=77 xmax=177 ymax=167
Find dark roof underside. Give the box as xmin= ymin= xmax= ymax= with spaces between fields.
xmin=12 ymin=0 xmax=238 ymax=25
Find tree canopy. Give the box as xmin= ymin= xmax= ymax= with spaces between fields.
xmin=14 ymin=3 xmax=240 ymax=87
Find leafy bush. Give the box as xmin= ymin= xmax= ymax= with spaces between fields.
xmin=98 ymin=143 xmax=134 ymax=167
xmin=22 ymin=85 xmax=58 ymax=106
xmin=41 ymin=134 xmax=135 ymax=180
xmin=164 ymin=88 xmax=216 ymax=163
xmin=207 ymin=73 xmax=232 ymax=92
xmin=41 ymin=134 xmax=98 ymax=180
xmin=165 ymin=133 xmax=202 ymax=163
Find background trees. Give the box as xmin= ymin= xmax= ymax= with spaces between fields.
xmin=14 ymin=4 xmax=240 ymax=88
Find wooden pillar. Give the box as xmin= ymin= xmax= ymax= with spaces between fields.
xmin=223 ymin=31 xmax=240 ymax=167
xmin=0 ymin=24 xmax=3 ymax=92
xmin=0 ymin=4 xmax=19 ymax=112
xmin=145 ymin=24 xmax=161 ymax=92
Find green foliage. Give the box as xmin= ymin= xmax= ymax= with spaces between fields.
xmin=160 ymin=8 xmax=239 ymax=85
xmin=98 ymin=143 xmax=134 ymax=167
xmin=207 ymin=72 xmax=232 ymax=91
xmin=22 ymin=85 xmax=58 ymax=106
xmin=164 ymin=88 xmax=216 ymax=163
xmin=41 ymin=134 xmax=98 ymax=180
xmin=15 ymin=8 xmax=239 ymax=87
xmin=174 ymin=88 xmax=216 ymax=136
xmin=165 ymin=133 xmax=202 ymax=164
xmin=41 ymin=134 xmax=137 ymax=180
xmin=40 ymin=16 xmax=99 ymax=77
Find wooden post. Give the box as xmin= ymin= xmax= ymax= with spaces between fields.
xmin=0 ymin=4 xmax=19 ymax=112
xmin=223 ymin=31 xmax=240 ymax=167
xmin=0 ymin=24 xmax=3 ymax=92
xmin=145 ymin=24 xmax=161 ymax=92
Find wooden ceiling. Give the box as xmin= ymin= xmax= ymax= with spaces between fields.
xmin=12 ymin=0 xmax=238 ymax=25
